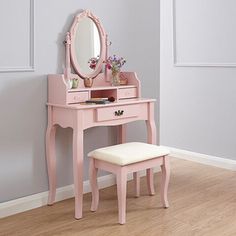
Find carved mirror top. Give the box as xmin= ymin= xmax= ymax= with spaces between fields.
xmin=69 ymin=10 xmax=106 ymax=80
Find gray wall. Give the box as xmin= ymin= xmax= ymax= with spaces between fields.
xmin=160 ymin=0 xmax=236 ymax=159
xmin=0 ymin=0 xmax=160 ymax=202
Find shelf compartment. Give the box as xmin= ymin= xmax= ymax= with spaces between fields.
xmin=91 ymin=89 xmax=117 ymax=100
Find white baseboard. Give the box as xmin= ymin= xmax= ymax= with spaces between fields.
xmin=2 ymin=147 xmax=235 ymax=219
xmin=165 ymin=146 xmax=236 ymax=171
xmin=0 ymin=168 xmax=160 ymax=219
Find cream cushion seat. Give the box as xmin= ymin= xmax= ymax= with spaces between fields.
xmin=88 ymin=142 xmax=170 ymax=166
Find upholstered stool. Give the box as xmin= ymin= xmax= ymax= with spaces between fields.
xmin=88 ymin=142 xmax=170 ymax=224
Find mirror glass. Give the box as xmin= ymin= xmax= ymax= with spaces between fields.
xmin=74 ymin=17 xmax=101 ymax=75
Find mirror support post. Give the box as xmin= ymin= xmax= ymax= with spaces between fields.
xmin=64 ymin=32 xmax=71 ymax=81
xmin=105 ymin=34 xmax=109 ymax=82
xmin=105 ymin=34 xmax=112 ymax=82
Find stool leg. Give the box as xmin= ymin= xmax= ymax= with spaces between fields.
xmin=147 ymin=168 xmax=155 ymax=195
xmin=160 ymin=156 xmax=170 ymax=208
xmin=89 ymin=158 xmax=99 ymax=212
xmin=133 ymin=172 xmax=140 ymax=197
xmin=72 ymin=129 xmax=83 ymax=219
xmin=116 ymin=168 xmax=127 ymax=224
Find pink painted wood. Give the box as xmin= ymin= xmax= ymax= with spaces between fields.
xmin=46 ymin=8 xmax=157 ymax=221
xmin=89 ymin=158 xmax=99 ymax=211
xmin=146 ymin=168 xmax=155 ymax=196
xmin=47 ymin=44 xmax=157 ymax=220
xmin=116 ymin=168 xmax=127 ymax=225
xmin=133 ymin=172 xmax=140 ymax=197
xmin=118 ymin=124 xmax=140 ymax=198
xmin=161 ymin=156 xmax=170 ymax=208
xmin=48 ymin=74 xmax=142 ymax=105
xmin=72 ymin=110 xmax=84 ymax=219
xmin=145 ymin=102 xmax=157 ymax=196
xmin=46 ymin=98 xmax=156 ymax=219
xmin=89 ymin=154 xmax=170 ymax=224
xmin=118 ymin=124 xmax=126 ymax=144
xmin=64 ymin=32 xmax=71 ymax=80
xmin=46 ymin=106 xmax=57 ymax=205
xmin=69 ymin=10 xmax=106 ymax=80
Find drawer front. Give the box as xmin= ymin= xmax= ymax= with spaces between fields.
xmin=118 ymin=87 xmax=137 ymax=99
xmin=96 ymin=104 xmax=140 ymax=122
xmin=67 ymin=91 xmax=89 ymax=104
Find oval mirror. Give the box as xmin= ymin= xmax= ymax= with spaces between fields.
xmin=70 ymin=10 xmax=106 ymax=79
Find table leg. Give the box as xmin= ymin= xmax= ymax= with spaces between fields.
xmin=118 ymin=124 xmax=126 ymax=144
xmin=46 ymin=124 xmax=57 ymax=205
xmin=146 ymin=102 xmax=157 ymax=195
xmin=73 ymin=128 xmax=84 ymax=219
xmin=146 ymin=102 xmax=157 ymax=145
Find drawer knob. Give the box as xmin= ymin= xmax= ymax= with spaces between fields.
xmin=115 ymin=110 xmax=124 ymax=116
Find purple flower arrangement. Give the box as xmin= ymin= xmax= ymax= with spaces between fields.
xmin=105 ymin=55 xmax=126 ymax=74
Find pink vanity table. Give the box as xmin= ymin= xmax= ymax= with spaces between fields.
xmin=46 ymin=10 xmax=156 ymax=219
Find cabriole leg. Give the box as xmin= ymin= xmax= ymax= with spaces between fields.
xmin=89 ymin=158 xmax=99 ymax=212
xmin=46 ymin=124 xmax=57 ymax=205
xmin=160 ymin=156 xmax=170 ymax=208
xmin=146 ymin=102 xmax=157 ymax=198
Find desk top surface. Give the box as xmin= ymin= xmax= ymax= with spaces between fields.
xmin=47 ymin=98 xmax=156 ymax=110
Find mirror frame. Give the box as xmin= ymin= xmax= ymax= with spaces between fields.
xmin=69 ymin=10 xmax=106 ymax=79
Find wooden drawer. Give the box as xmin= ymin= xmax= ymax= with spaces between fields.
xmin=118 ymin=87 xmax=137 ymax=99
xmin=67 ymin=91 xmax=89 ymax=104
xmin=96 ymin=104 xmax=140 ymax=122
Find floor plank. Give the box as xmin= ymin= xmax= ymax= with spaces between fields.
xmin=1 ymin=157 xmax=236 ymax=236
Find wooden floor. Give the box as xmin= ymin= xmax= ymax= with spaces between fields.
xmin=1 ymin=158 xmax=236 ymax=236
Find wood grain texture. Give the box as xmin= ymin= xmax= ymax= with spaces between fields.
xmin=1 ymin=157 xmax=236 ymax=236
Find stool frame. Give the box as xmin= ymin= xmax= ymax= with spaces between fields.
xmin=89 ymin=155 xmax=170 ymax=224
